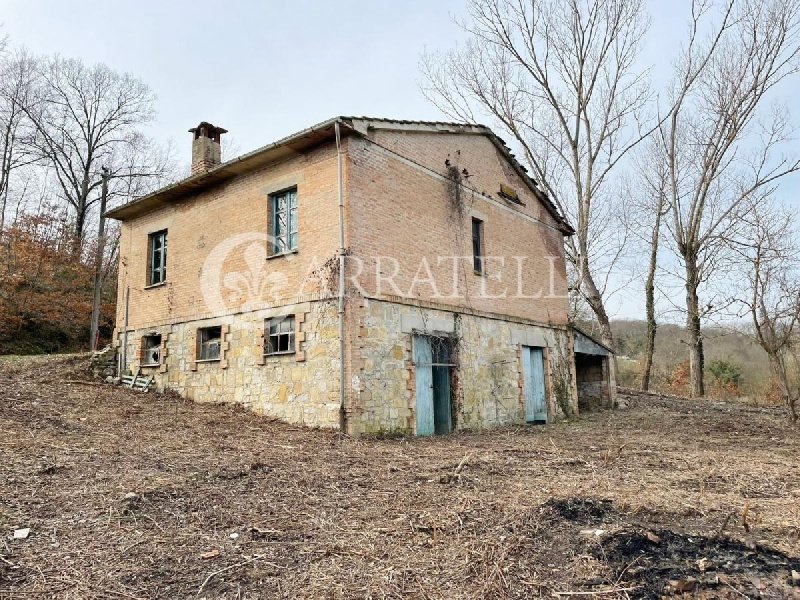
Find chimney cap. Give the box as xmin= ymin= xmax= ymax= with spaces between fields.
xmin=189 ymin=121 xmax=228 ymax=140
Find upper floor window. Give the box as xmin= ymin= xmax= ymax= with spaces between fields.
xmin=148 ymin=229 xmax=167 ymax=286
xmin=270 ymin=188 xmax=297 ymax=254
xmin=472 ymin=217 xmax=484 ymax=275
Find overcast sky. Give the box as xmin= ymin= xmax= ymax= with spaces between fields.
xmin=1 ymin=0 xmax=701 ymax=162
xmin=2 ymin=0 xmax=798 ymax=321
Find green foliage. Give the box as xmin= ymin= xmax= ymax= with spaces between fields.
xmin=707 ymin=359 xmax=742 ymax=387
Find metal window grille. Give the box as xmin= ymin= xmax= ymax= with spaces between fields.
xmin=416 ymin=334 xmax=456 ymax=367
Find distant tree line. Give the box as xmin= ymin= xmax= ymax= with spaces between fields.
xmin=423 ymin=0 xmax=800 ymax=421
xmin=0 ymin=35 xmax=175 ymax=353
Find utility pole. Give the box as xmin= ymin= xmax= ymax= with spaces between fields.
xmin=89 ymin=167 xmax=110 ymax=351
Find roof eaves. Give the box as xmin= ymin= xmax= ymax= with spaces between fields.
xmin=105 ymin=116 xmax=347 ymax=221
xmin=571 ymin=325 xmax=616 ymax=354
xmin=484 ymin=132 xmax=574 ymax=235
xmin=345 ymin=117 xmax=574 ymax=235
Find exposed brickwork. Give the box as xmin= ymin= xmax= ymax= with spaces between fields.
xmin=346 ymin=134 xmax=569 ymax=324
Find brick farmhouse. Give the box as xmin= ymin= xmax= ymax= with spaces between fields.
xmin=106 ymin=117 xmax=615 ymax=435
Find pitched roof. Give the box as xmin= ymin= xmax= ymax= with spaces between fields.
xmin=571 ymin=325 xmax=615 ymax=355
xmin=105 ymin=116 xmax=574 ymax=234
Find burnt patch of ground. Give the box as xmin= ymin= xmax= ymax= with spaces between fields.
xmin=1 ymin=355 xmax=799 ymax=599
xmin=540 ymin=497 xmax=614 ymax=525
xmin=598 ymin=529 xmax=800 ymax=598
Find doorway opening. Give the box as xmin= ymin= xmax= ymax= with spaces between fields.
xmin=413 ymin=334 xmax=456 ymax=436
xmin=575 ymin=353 xmax=612 ymax=412
xmin=572 ymin=327 xmax=615 ymax=412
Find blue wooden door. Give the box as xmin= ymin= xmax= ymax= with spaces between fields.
xmin=414 ymin=336 xmax=435 ymax=436
xmin=522 ymin=346 xmax=548 ymax=423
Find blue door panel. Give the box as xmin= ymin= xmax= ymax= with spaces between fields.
xmin=414 ymin=336 xmax=435 ymax=436
xmin=523 ymin=346 xmax=548 ymax=423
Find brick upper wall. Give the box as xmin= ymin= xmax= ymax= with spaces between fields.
xmin=346 ymin=132 xmax=569 ymax=325
xmin=115 ymin=141 xmax=342 ymax=331
xmin=368 ymin=129 xmax=559 ymax=230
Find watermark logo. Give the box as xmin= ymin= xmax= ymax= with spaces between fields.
xmin=199 ymin=231 xmax=567 ymax=313
xmin=200 ymin=232 xmax=294 ymax=313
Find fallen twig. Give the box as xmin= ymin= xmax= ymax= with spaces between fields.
xmin=552 ymin=587 xmax=638 ymax=596
xmin=196 ymin=555 xmax=284 ymax=597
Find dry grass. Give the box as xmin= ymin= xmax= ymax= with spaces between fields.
xmin=1 ymin=355 xmax=799 ymax=599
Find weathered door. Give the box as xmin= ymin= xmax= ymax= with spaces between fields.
xmin=522 ymin=346 xmax=548 ymax=423
xmin=432 ymin=364 xmax=452 ymax=434
xmin=414 ymin=335 xmax=435 ymax=436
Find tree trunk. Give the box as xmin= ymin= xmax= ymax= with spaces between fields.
xmin=767 ymin=352 xmax=798 ymax=423
xmin=72 ymin=207 xmax=86 ymax=255
xmin=89 ymin=170 xmax=109 ymax=351
xmin=0 ymin=186 xmax=7 ymax=238
xmin=73 ymin=173 xmax=91 ymax=254
xmin=579 ymin=256 xmax=614 ymax=348
xmin=578 ymin=252 xmax=619 ymax=382
xmin=641 ymin=209 xmax=662 ymax=392
xmin=641 ymin=285 xmax=656 ymax=391
xmin=684 ymin=255 xmax=705 ymax=397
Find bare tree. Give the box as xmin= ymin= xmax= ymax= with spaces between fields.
xmin=658 ymin=0 xmax=800 ymax=397
xmin=0 ymin=49 xmax=37 ymax=234
xmin=421 ymin=0 xmax=652 ymax=350
xmin=733 ymin=206 xmax=799 ymax=422
xmin=22 ymin=55 xmax=166 ymax=250
xmin=626 ymin=139 xmax=670 ymax=391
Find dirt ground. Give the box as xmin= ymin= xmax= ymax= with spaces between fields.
xmin=1 ymin=355 xmax=799 ymax=599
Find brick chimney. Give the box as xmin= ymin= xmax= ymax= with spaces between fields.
xmin=189 ymin=122 xmax=227 ymax=175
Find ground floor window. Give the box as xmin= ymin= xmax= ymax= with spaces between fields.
xmin=141 ymin=334 xmax=161 ymax=366
xmin=197 ymin=326 xmax=222 ymax=361
xmin=265 ymin=316 xmax=295 ymax=355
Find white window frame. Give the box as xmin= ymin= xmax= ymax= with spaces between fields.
xmin=264 ymin=316 xmax=295 ymax=355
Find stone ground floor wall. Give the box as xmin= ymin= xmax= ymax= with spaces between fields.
xmin=116 ymin=297 xmax=579 ymax=435
xmin=117 ymin=299 xmax=342 ymax=428
xmin=348 ymin=298 xmax=579 ymax=435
